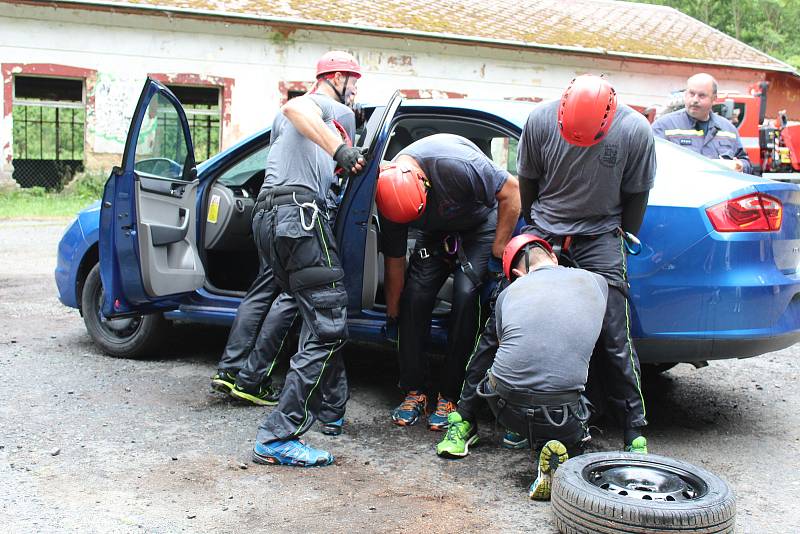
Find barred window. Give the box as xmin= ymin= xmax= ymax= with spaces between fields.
xmin=12 ymin=76 xmax=85 ymax=160
xmin=11 ymin=75 xmax=85 ymax=188
xmin=166 ymin=85 xmax=220 ymax=162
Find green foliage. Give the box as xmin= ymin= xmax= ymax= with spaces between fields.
xmin=0 ymin=187 xmax=95 ymax=219
xmin=0 ymin=171 xmax=106 ymax=219
xmin=642 ymin=0 xmax=800 ymax=69
xmin=64 ymin=172 xmax=108 ymax=201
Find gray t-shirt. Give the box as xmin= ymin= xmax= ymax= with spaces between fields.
xmin=261 ymin=93 xmax=356 ymax=203
xmin=490 ymin=265 xmax=608 ymax=392
xmin=381 ymin=134 xmax=508 ymax=257
xmin=517 ymin=101 xmax=656 ymax=235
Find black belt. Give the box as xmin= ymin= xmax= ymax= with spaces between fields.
xmin=255 ymin=186 xmax=322 ymax=212
xmin=486 ymin=372 xmax=581 ymax=407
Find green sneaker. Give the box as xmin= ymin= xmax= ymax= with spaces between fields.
xmin=625 ymin=436 xmax=648 ymax=454
xmin=529 ymin=440 xmax=568 ymax=501
xmin=230 ymin=382 xmax=280 ymax=406
xmin=436 ymin=412 xmax=477 ymax=458
xmin=210 ymin=370 xmax=237 ymax=394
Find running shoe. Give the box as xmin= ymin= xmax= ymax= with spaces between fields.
xmin=625 ymin=436 xmax=648 ymax=454
xmin=320 ymin=417 xmax=344 ymax=436
xmin=391 ymin=391 xmax=427 ymax=426
xmin=210 ymin=370 xmax=237 ymax=394
xmin=427 ymin=394 xmax=456 ymax=431
xmin=501 ymin=430 xmax=529 ymax=449
xmin=252 ymin=439 xmax=333 ymax=467
xmin=529 ymin=439 xmax=569 ymax=501
xmin=230 ymin=382 xmax=280 ymax=406
xmin=436 ymin=412 xmax=478 ymax=458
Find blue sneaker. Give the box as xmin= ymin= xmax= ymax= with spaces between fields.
xmin=321 ymin=417 xmax=344 ymax=436
xmin=252 ymin=439 xmax=334 ymax=467
xmin=391 ymin=391 xmax=427 ymax=426
xmin=502 ymin=430 xmax=529 ymax=449
xmin=428 ymin=394 xmax=457 ymax=431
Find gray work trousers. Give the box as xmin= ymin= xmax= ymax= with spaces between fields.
xmin=254 ymin=198 xmax=349 ymax=443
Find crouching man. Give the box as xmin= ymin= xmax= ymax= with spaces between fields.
xmin=436 ymin=235 xmax=608 ymax=500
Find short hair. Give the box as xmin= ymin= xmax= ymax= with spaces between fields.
xmin=688 ymin=73 xmax=718 ymax=96
xmin=513 ymin=245 xmax=552 ymax=273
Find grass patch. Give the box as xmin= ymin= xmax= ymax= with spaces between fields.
xmin=0 ymin=173 xmax=105 ymax=220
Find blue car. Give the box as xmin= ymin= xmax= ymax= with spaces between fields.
xmin=55 ymin=79 xmax=800 ymax=368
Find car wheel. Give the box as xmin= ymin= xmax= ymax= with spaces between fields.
xmin=81 ymin=263 xmax=168 ymax=358
xmin=552 ymin=452 xmax=735 ymax=533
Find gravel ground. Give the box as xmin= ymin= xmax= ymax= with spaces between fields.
xmin=1 ymin=220 xmax=799 ymax=533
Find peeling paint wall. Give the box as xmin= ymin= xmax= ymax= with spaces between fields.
xmin=0 ymin=3 xmax=771 ymax=183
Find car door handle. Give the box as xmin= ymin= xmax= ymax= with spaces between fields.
xmin=150 ymin=208 xmax=190 ymax=246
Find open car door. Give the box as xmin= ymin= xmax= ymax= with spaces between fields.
xmin=335 ymin=91 xmax=403 ymax=311
xmin=99 ymin=79 xmax=205 ymax=318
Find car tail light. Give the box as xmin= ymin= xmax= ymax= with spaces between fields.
xmin=706 ymin=193 xmax=783 ymax=232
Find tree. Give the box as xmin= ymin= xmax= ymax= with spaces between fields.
xmin=641 ymin=0 xmax=800 ymax=69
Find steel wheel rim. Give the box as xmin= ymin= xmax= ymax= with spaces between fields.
xmin=95 ymin=287 xmax=142 ymax=341
xmin=584 ymin=459 xmax=708 ymax=502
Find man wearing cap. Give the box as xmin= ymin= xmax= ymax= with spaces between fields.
xmin=375 ymin=133 xmax=520 ymax=431
xmin=224 ymin=50 xmax=365 ymax=467
xmin=652 ymin=72 xmax=753 ymax=174
xmin=437 ymin=235 xmax=608 ymax=500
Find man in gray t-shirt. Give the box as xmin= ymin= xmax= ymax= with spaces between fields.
xmin=216 ymin=51 xmax=367 ymax=469
xmin=517 ymin=75 xmax=655 ymax=455
xmin=437 ymin=234 xmax=607 ymax=501
xmin=492 ymin=265 xmax=608 ymax=393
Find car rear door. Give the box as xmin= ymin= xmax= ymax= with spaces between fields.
xmin=99 ymin=79 xmax=205 ymax=317
xmin=334 ymin=91 xmax=402 ymax=310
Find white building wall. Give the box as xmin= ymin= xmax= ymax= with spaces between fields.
xmin=0 ymin=3 xmax=761 ymax=183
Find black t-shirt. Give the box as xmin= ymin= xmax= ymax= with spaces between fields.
xmin=695 ymin=119 xmax=710 ymax=137
xmin=380 ymin=134 xmax=508 ymax=258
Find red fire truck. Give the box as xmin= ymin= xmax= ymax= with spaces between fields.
xmin=714 ymin=82 xmax=800 ymax=179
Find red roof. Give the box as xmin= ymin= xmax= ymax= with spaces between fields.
xmin=51 ymin=0 xmax=796 ymax=72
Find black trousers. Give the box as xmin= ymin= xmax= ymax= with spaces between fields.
xmin=247 ymin=200 xmax=349 ymax=444
xmin=216 ymin=256 xmax=295 ymax=389
xmin=458 ymin=227 xmax=647 ymax=430
xmin=480 ymin=378 xmax=589 ymax=454
xmin=397 ymin=214 xmax=495 ymax=402
xmin=218 ymin=207 xmax=346 ymax=424
xmin=523 ymin=225 xmax=646 ymax=429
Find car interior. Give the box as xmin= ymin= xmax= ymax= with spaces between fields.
xmin=199 ymin=112 xmax=519 ymax=318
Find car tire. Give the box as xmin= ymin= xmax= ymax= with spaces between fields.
xmin=552 ymin=452 xmax=735 ymax=534
xmin=81 ymin=263 xmax=168 ymax=358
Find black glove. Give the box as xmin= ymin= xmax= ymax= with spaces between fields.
xmin=382 ymin=316 xmax=399 ymax=345
xmin=333 ymin=144 xmax=365 ymax=177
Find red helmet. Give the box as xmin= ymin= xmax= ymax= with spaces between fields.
xmin=558 ymin=75 xmax=617 ymax=147
xmin=316 ymin=51 xmax=362 ymax=79
xmin=502 ymin=234 xmax=554 ymax=281
xmin=375 ymin=164 xmax=428 ymax=223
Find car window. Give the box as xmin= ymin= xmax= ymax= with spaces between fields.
xmin=134 ymin=93 xmax=189 ymax=180
xmin=712 ymin=102 xmax=746 ymax=129
xmin=490 ymin=137 xmax=518 ymax=174
xmin=217 ymin=145 xmax=270 ymax=187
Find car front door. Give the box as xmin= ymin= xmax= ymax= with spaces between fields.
xmin=99 ymin=79 xmax=205 ymax=317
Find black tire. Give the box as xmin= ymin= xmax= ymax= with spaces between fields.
xmin=81 ymin=263 xmax=168 ymax=358
xmin=552 ymin=452 xmax=735 ymax=533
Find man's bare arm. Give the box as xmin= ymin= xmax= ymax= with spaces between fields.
xmin=492 ymin=175 xmax=521 ymax=258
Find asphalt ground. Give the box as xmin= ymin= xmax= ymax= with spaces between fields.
xmin=1 ymin=220 xmax=799 ymax=533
